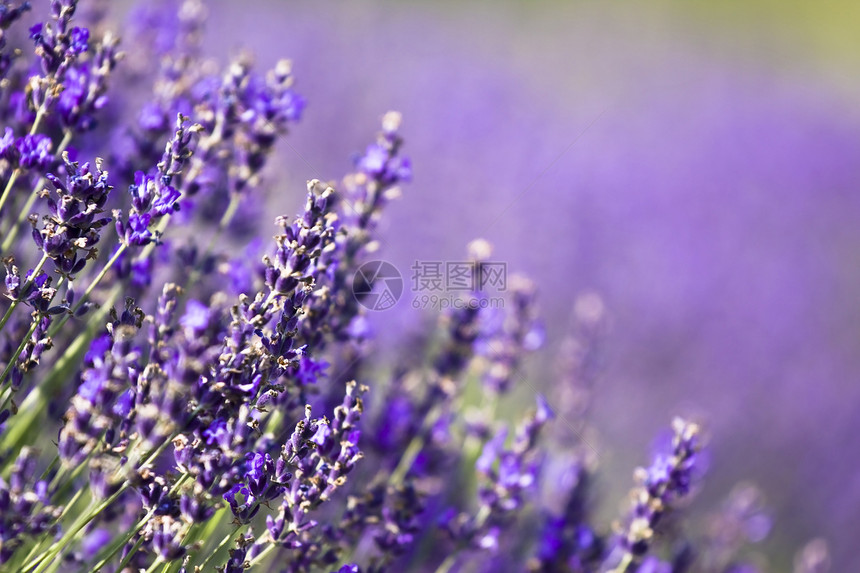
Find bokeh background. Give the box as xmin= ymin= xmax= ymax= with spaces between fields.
xmin=154 ymin=1 xmax=860 ymax=569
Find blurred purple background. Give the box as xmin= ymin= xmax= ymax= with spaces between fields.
xmin=166 ymin=0 xmax=860 ymax=568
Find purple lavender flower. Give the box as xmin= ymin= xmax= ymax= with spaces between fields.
xmin=29 ymin=1 xmax=81 ymax=71
xmin=464 ymin=399 xmax=551 ymax=527
xmin=57 ymin=299 xmax=144 ymax=466
xmin=0 ymin=448 xmax=61 ymax=564
xmin=79 ymin=528 xmax=111 ymax=560
xmin=259 ymin=383 xmax=365 ymax=569
xmin=15 ymin=133 xmax=52 ymax=169
xmin=34 ymin=153 xmax=113 ymax=279
xmin=605 ymin=418 xmax=702 ymax=572
xmin=115 ymin=114 xmax=199 ymax=246
xmin=477 ymin=274 xmax=542 ymax=394
xmin=0 ymin=126 xmax=16 ymax=160
xmin=67 ymin=25 xmax=88 ymax=54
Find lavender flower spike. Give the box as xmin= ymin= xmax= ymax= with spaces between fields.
xmin=605 ymin=418 xmax=702 ymax=572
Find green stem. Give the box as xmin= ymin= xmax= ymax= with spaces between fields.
xmin=38 ymin=455 xmax=60 ymax=483
xmin=171 ymin=505 xmax=225 ymax=572
xmin=46 ymin=435 xmax=191 ymax=571
xmin=75 ymin=243 xmax=126 ymax=310
xmin=9 ymin=428 xmax=106 ymax=564
xmin=48 ymin=244 xmax=126 ymax=338
xmin=610 ymin=554 xmax=634 ymax=573
xmin=46 ymin=465 xmax=68 ymax=494
xmin=111 ymin=535 xmax=146 ymax=573
xmin=434 ymin=554 xmax=458 ymax=573
xmin=143 ymin=557 xmax=165 ymax=573
xmin=197 ymin=524 xmax=244 ymax=571
xmin=27 ymin=485 xmax=125 ymax=573
xmin=0 ymin=285 xmax=118 ymax=459
xmin=215 ymin=194 xmax=241 ymax=243
xmin=0 ymin=168 xmax=23 ymax=221
xmin=169 ymin=472 xmax=190 ymax=496
xmin=0 ymin=318 xmax=39 ymax=398
xmin=78 ymin=502 xmax=155 ymax=573
xmin=40 ymin=489 xmax=93 ymax=573
xmin=246 ymin=543 xmax=276 ymax=568
xmin=0 ymin=252 xmax=51 ymax=404
xmin=52 ymin=482 xmax=86 ymax=523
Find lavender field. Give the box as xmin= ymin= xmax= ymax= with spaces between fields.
xmin=0 ymin=1 xmax=857 ymax=571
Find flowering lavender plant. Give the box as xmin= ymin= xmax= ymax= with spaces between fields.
xmin=0 ymin=1 xmax=832 ymax=572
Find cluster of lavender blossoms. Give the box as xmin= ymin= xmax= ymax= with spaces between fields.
xmin=0 ymin=1 xmax=831 ymax=572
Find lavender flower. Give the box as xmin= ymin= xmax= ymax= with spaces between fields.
xmin=15 ymin=133 xmax=52 ymax=169
xmin=34 ymin=153 xmax=112 ymax=279
xmin=260 ymin=382 xmax=365 ymax=570
xmin=605 ymin=418 xmax=702 ymax=572
xmin=0 ymin=448 xmax=61 ymax=564
xmin=477 ymin=274 xmax=543 ymax=395
xmin=115 ymin=114 xmax=198 ymax=247
xmin=57 ymin=299 xmax=143 ymax=467
xmin=438 ymin=397 xmax=553 ymax=568
xmin=0 ymin=2 xmax=31 ymax=82
xmin=54 ymin=31 xmax=120 ymax=132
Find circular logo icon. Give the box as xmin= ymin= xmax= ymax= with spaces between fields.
xmin=352 ymin=260 xmax=403 ymax=311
